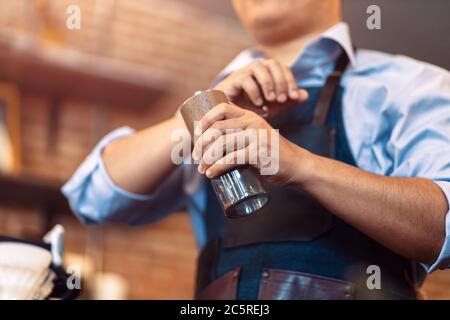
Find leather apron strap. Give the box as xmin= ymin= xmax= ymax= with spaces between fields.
xmin=313 ymin=51 xmax=350 ymax=125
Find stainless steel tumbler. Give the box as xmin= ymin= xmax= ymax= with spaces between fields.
xmin=180 ymin=90 xmax=269 ymax=218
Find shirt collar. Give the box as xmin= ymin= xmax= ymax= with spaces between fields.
xmin=214 ymin=22 xmax=355 ymax=86
xmin=320 ymin=22 xmax=356 ymax=66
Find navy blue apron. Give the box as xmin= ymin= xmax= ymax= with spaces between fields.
xmin=196 ymin=52 xmax=417 ymax=300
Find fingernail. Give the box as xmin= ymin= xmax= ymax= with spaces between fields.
xmin=198 ymin=164 xmax=204 ymax=174
xmin=194 ymin=125 xmax=202 ymax=136
xmin=261 ymin=105 xmax=269 ymax=117
xmin=206 ymin=169 xmax=213 ymax=178
xmin=299 ymin=89 xmax=309 ymax=100
xmin=289 ymin=90 xmax=299 ymax=99
xmin=267 ymin=91 xmax=276 ymax=101
xmin=255 ymin=98 xmax=263 ymax=106
xmin=192 ymin=151 xmax=199 ymax=161
xmin=277 ymin=93 xmax=287 ymax=103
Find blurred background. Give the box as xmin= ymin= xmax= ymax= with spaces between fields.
xmin=0 ymin=0 xmax=448 ymax=299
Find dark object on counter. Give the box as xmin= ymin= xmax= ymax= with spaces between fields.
xmin=180 ymin=90 xmax=269 ymax=218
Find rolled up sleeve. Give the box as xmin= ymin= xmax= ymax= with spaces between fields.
xmin=386 ymin=69 xmax=450 ymax=272
xmin=423 ymin=181 xmax=450 ymax=272
xmin=61 ymin=127 xmax=184 ymax=225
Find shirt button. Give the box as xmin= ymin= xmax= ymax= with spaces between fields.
xmin=261 ymin=271 xmax=270 ymax=279
xmin=232 ymin=271 xmax=239 ymax=278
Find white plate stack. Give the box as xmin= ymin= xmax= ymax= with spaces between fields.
xmin=0 ymin=243 xmax=55 ymax=300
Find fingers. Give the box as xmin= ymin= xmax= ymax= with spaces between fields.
xmin=282 ymin=67 xmax=309 ymax=102
xmin=195 ymin=103 xmax=244 ymax=136
xmin=250 ymin=61 xmax=276 ymax=102
xmin=197 ymin=130 xmax=251 ymax=174
xmin=264 ymin=60 xmax=288 ymax=103
xmin=240 ymin=76 xmax=264 ymax=106
xmin=203 ymin=148 xmax=248 ymax=178
xmin=193 ymin=103 xmax=251 ymax=160
xmin=193 ymin=117 xmax=250 ymax=161
xmin=228 ymin=60 xmax=275 ymax=108
xmin=281 ymin=65 xmax=301 ymax=100
xmin=193 ymin=106 xmax=274 ymax=178
xmin=258 ymin=60 xmax=308 ymax=104
xmin=223 ymin=59 xmax=308 ymax=108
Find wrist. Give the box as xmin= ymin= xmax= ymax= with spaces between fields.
xmin=290 ymin=144 xmax=322 ymax=190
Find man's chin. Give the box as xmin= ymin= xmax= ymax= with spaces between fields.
xmin=251 ymin=24 xmax=302 ymax=46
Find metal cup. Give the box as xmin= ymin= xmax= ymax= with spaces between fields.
xmin=180 ymin=90 xmax=269 ymax=218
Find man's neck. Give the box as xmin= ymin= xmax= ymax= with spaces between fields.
xmin=261 ymin=20 xmax=341 ymax=66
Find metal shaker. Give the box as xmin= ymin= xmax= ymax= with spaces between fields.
xmin=180 ymin=90 xmax=269 ymax=218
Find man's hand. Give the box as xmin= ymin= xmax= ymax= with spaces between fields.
xmin=215 ymin=59 xmax=309 ymax=118
xmin=192 ymin=102 xmax=312 ymax=187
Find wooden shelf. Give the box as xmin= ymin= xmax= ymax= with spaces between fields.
xmin=0 ymin=38 xmax=172 ymax=109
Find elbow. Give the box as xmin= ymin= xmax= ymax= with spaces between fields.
xmin=63 ymin=181 xmax=119 ymax=225
xmin=65 ymin=195 xmax=114 ymax=225
xmin=418 ymin=185 xmax=449 ymax=267
xmin=420 ymin=241 xmax=443 ymax=266
xmin=412 ymin=225 xmax=446 ymax=269
xmin=63 ymin=184 xmax=168 ymax=226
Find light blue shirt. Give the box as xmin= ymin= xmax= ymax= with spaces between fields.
xmin=62 ymin=23 xmax=450 ymax=273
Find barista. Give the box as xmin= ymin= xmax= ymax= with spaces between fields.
xmin=63 ymin=0 xmax=450 ymax=299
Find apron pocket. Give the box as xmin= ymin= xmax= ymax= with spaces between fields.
xmin=257 ymin=268 xmax=354 ymax=300
xmin=196 ymin=267 xmax=241 ymax=300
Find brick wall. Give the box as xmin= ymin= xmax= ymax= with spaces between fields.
xmin=0 ymin=0 xmax=249 ymax=299
xmin=0 ymin=0 xmax=448 ymax=300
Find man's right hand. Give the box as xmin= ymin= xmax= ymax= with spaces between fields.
xmin=215 ymin=59 xmax=309 ymax=118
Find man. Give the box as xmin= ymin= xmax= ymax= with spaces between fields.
xmin=63 ymin=0 xmax=450 ymax=299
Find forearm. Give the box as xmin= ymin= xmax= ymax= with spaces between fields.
xmin=295 ymin=151 xmax=448 ymax=264
xmin=103 ymin=116 xmax=186 ymax=195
